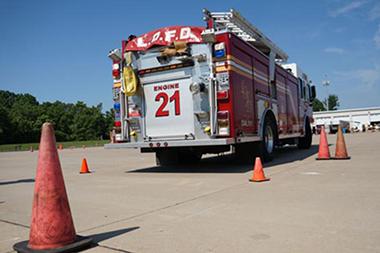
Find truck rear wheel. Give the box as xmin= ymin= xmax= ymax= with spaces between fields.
xmin=298 ymin=119 xmax=312 ymax=149
xmin=260 ymin=116 xmax=276 ymax=162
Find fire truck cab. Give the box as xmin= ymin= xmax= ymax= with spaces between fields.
xmin=106 ymin=9 xmax=316 ymax=165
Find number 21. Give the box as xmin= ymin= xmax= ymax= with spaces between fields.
xmin=155 ymin=90 xmax=180 ymax=117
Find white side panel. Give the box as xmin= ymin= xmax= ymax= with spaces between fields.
xmin=144 ymin=78 xmax=194 ymax=138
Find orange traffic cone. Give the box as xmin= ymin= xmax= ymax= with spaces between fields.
xmin=13 ymin=123 xmax=92 ymax=253
xmin=80 ymin=158 xmax=91 ymax=174
xmin=249 ymin=157 xmax=270 ymax=182
xmin=316 ymin=126 xmax=331 ymax=160
xmin=333 ymin=126 xmax=351 ymax=160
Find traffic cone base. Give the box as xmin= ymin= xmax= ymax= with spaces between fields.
xmin=331 ymin=156 xmax=351 ymax=160
xmin=315 ymin=157 xmax=331 ymax=160
xmin=249 ymin=177 xmax=270 ymax=182
xmin=13 ymin=236 xmax=93 ymax=253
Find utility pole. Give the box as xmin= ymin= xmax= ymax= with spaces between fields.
xmin=322 ymin=75 xmax=330 ymax=111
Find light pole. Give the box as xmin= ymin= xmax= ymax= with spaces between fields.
xmin=322 ymin=76 xmax=330 ymax=111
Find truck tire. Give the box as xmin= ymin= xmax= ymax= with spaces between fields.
xmin=155 ymin=149 xmax=179 ymax=166
xmin=260 ymin=116 xmax=276 ymax=162
xmin=298 ymin=120 xmax=312 ymax=149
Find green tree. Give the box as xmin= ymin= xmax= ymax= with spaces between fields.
xmin=0 ymin=90 xmax=17 ymax=108
xmin=312 ymin=98 xmax=326 ymax=112
xmin=324 ymin=94 xmax=340 ymax=111
xmin=0 ymin=90 xmax=19 ymax=143
xmin=36 ymin=101 xmax=73 ymax=141
xmin=0 ymin=90 xmax=114 ymax=144
xmin=0 ymin=105 xmax=11 ymax=144
xmin=68 ymin=102 xmax=106 ymax=141
xmin=8 ymin=93 xmax=40 ymax=143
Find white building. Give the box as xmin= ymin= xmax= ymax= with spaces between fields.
xmin=312 ymin=107 xmax=380 ymax=133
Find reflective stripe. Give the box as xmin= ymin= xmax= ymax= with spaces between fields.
xmin=215 ymin=59 xmax=271 ymax=87
xmin=215 ymin=60 xmax=291 ymax=95
xmin=227 ymin=60 xmax=252 ymax=75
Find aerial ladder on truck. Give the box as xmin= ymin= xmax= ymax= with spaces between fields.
xmin=202 ymin=8 xmax=288 ymax=83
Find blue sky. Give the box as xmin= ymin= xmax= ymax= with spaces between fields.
xmin=1 ymin=0 xmax=379 ymax=110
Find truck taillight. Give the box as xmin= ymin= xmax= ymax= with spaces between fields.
xmin=112 ymin=63 xmax=120 ymax=79
xmin=217 ymin=90 xmax=229 ymax=100
xmin=112 ymin=69 xmax=120 ymax=78
xmin=217 ymin=110 xmax=230 ymax=136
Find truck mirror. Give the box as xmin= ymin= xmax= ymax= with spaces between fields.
xmin=310 ymin=85 xmax=316 ymax=101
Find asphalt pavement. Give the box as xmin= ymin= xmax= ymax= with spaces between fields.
xmin=1 ymin=132 xmax=379 ymax=253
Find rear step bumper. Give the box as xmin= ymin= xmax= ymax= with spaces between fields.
xmin=104 ymin=136 xmax=260 ymax=149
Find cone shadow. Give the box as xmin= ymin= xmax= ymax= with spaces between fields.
xmin=86 ymin=227 xmax=139 ymax=249
xmin=84 ymin=227 xmax=140 ymax=252
xmin=0 ymin=178 xmax=35 ymax=186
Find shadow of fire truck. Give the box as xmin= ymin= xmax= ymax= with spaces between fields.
xmin=127 ymin=144 xmax=319 ymax=174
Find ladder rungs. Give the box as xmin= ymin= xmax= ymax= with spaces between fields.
xmin=204 ymin=9 xmax=288 ymax=61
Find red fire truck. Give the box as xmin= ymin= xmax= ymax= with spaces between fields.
xmin=106 ymin=9 xmax=316 ymax=165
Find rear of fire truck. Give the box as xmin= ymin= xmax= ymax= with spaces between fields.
xmin=106 ymin=9 xmax=315 ymax=165
xmin=106 ymin=26 xmax=233 ymax=165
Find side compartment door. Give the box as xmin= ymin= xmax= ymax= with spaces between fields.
xmin=230 ymin=49 xmax=255 ymax=135
xmin=286 ymin=78 xmax=300 ymax=134
xmin=253 ymin=57 xmax=270 ymax=134
xmin=276 ymin=72 xmax=288 ymax=135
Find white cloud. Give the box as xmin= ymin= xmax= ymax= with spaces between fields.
xmin=354 ymin=66 xmax=380 ymax=88
xmin=332 ymin=64 xmax=380 ymax=108
xmin=374 ymin=25 xmax=380 ymax=49
xmin=369 ymin=3 xmax=380 ymax=20
xmin=334 ymin=64 xmax=380 ymax=89
xmin=324 ymin=47 xmax=345 ymax=54
xmin=329 ymin=1 xmax=368 ymax=17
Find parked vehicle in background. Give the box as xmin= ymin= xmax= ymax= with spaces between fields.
xmin=106 ymin=9 xmax=316 ymax=165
